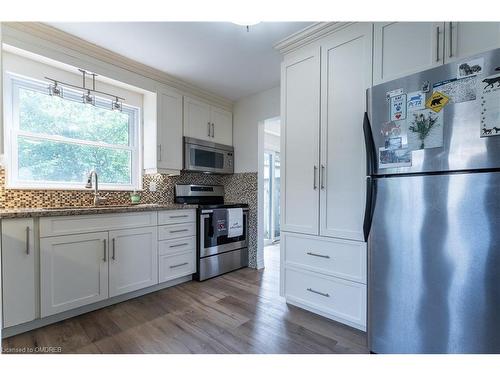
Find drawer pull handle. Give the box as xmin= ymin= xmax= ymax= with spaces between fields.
xmin=170 ymin=229 xmax=189 ymax=233
xmin=26 ymin=226 xmax=30 ymax=255
xmin=170 ymin=243 xmax=189 ymax=248
xmin=112 ymin=238 xmax=116 ymax=260
xmin=170 ymin=262 xmax=189 ymax=269
xmin=307 ymin=288 xmax=330 ymax=298
xmin=307 ymin=252 xmax=330 ymax=259
xmin=170 ymin=215 xmax=189 ymax=219
xmin=103 ymin=239 xmax=107 ymax=262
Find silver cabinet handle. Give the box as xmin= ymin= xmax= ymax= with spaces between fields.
xmin=208 ymin=122 xmax=211 ymax=137
xmin=169 ymin=242 xmax=189 ymax=248
xmin=211 ymin=123 xmax=215 ymax=138
xmin=307 ymin=251 xmax=330 ymax=259
xmin=307 ymin=288 xmax=330 ymax=298
xmin=169 ymin=214 xmax=188 ymax=219
xmin=170 ymin=229 xmax=189 ymax=233
xmin=449 ymin=22 xmax=453 ymax=58
xmin=436 ymin=26 xmax=440 ymax=62
xmin=157 ymin=144 xmax=162 ymax=161
xmin=25 ymin=226 xmax=30 ymax=255
xmin=103 ymin=239 xmax=107 ymax=262
xmin=320 ymin=165 xmax=325 ymax=189
xmin=313 ymin=166 xmax=318 ymax=189
xmin=112 ymin=238 xmax=116 ymax=260
xmin=170 ymin=262 xmax=188 ymax=269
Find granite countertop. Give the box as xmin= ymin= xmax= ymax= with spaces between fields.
xmin=0 ymin=203 xmax=198 ymax=219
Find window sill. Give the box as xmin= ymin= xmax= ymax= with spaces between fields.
xmin=4 ymin=184 xmax=143 ymax=192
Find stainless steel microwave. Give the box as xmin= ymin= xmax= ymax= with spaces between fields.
xmin=183 ymin=137 xmax=234 ymax=174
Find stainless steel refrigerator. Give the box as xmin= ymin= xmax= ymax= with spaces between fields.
xmin=364 ymin=48 xmax=500 ymax=353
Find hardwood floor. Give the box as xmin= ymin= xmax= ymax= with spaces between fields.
xmin=1 ymin=245 xmax=368 ymax=354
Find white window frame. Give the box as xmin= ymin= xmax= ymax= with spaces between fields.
xmin=4 ymin=72 xmax=142 ymax=191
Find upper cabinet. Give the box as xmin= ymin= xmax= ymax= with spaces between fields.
xmin=144 ymin=86 xmax=183 ymax=174
xmin=445 ymin=22 xmax=500 ymax=62
xmin=183 ymin=96 xmax=233 ymax=146
xmin=373 ymin=22 xmax=445 ymax=85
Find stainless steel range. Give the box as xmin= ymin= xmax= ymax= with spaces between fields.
xmin=175 ymin=184 xmax=249 ymax=280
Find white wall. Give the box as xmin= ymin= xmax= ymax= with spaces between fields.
xmin=233 ymin=86 xmax=280 ymax=173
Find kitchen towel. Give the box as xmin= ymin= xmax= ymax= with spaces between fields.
xmin=227 ymin=208 xmax=243 ymax=238
xmin=212 ymin=208 xmax=228 ymax=237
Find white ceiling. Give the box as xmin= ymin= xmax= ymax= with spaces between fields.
xmin=47 ymin=22 xmax=312 ymax=101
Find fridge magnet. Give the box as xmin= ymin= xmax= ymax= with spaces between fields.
xmin=425 ymin=91 xmax=449 ymax=113
xmin=386 ymin=88 xmax=404 ymax=101
xmin=379 ymin=147 xmax=412 ymax=169
xmin=421 ymin=81 xmax=431 ymax=93
xmin=479 ymin=73 xmax=500 ymax=137
xmin=407 ymin=91 xmax=426 ymax=111
xmin=384 ymin=137 xmax=402 ymax=150
xmin=407 ymin=109 xmax=444 ymax=150
xmin=433 ymin=76 xmax=477 ymax=103
xmin=380 ymin=121 xmax=401 ymax=137
xmin=390 ymin=94 xmax=407 ymax=121
xmin=457 ymin=57 xmax=484 ymax=79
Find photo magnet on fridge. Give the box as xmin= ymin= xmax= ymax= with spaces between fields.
xmin=390 ymin=94 xmax=407 ymax=121
xmin=379 ymin=147 xmax=412 ymax=169
xmin=407 ymin=91 xmax=425 ymax=111
xmin=407 ymin=109 xmax=444 ymax=150
xmin=433 ymin=77 xmax=477 ymax=103
xmin=480 ymin=73 xmax=500 ymax=137
xmin=457 ymin=57 xmax=484 ymax=79
xmin=384 ymin=137 xmax=403 ymax=150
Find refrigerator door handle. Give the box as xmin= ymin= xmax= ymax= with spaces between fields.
xmin=363 ymin=112 xmax=377 ymax=176
xmin=363 ymin=176 xmax=377 ymax=242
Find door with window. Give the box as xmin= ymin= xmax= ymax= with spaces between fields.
xmin=264 ymin=151 xmax=281 ymax=245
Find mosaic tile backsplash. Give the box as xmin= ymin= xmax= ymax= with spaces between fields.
xmin=0 ymin=168 xmax=259 ymax=268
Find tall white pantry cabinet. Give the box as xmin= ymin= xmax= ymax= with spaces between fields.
xmin=280 ymin=23 xmax=371 ymax=331
xmin=279 ymin=21 xmax=500 ymax=332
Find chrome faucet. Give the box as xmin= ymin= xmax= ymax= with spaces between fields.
xmin=85 ymin=170 xmax=106 ymax=206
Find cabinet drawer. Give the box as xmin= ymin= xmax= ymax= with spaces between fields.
xmin=283 ymin=232 xmax=366 ymax=284
xmin=40 ymin=212 xmax=157 ymax=237
xmin=159 ymin=251 xmax=195 ymax=283
xmin=158 ymin=222 xmax=196 ymax=240
xmin=159 ymin=236 xmax=196 ymax=256
xmin=158 ymin=209 xmax=196 ymax=225
xmin=285 ymin=267 xmax=366 ymax=329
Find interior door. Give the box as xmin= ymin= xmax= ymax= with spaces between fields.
xmin=183 ymin=96 xmax=212 ymax=141
xmin=280 ymin=45 xmax=321 ymax=235
xmin=109 ymin=226 xmax=158 ymax=298
xmin=319 ymin=23 xmax=372 ymax=241
xmin=210 ymin=106 xmax=233 ymax=145
xmin=446 ymin=22 xmax=500 ymax=63
xmin=373 ymin=22 xmax=445 ymax=84
xmin=40 ymin=232 xmax=109 ymax=317
xmin=370 ymin=172 xmax=500 ymax=353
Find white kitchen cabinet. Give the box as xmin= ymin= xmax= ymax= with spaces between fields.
xmin=280 ymin=45 xmax=321 ymax=235
xmin=1 ymin=219 xmax=36 ymax=328
xmin=183 ymin=96 xmax=233 ymax=146
xmin=108 ymin=227 xmax=158 ymax=298
xmin=319 ymin=23 xmax=372 ymax=241
xmin=144 ymin=86 xmax=183 ymax=174
xmin=40 ymin=232 xmax=109 ymax=317
xmin=373 ymin=22 xmax=445 ymax=84
xmin=445 ymin=22 xmax=500 ymax=62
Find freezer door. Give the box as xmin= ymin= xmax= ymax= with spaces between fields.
xmin=367 ymin=48 xmax=500 ymax=175
xmin=369 ymin=172 xmax=500 ymax=353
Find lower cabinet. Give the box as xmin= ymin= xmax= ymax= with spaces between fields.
xmin=40 ymin=232 xmax=109 ymax=317
xmin=282 ymin=231 xmax=367 ymax=331
xmin=109 ymin=227 xmax=158 ymax=298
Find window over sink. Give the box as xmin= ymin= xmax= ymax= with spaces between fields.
xmin=4 ymin=73 xmax=141 ymax=190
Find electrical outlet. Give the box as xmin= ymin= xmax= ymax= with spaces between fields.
xmin=149 ymin=181 xmax=157 ymax=192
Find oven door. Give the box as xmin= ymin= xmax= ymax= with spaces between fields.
xmin=184 ymin=141 xmax=233 ymax=174
xmin=199 ymin=209 xmax=248 ymax=257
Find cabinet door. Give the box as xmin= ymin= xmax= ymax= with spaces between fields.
xmin=40 ymin=232 xmax=108 ymax=317
xmin=210 ymin=106 xmax=233 ymax=145
xmin=446 ymin=22 xmax=500 ymax=62
xmin=108 ymin=226 xmax=158 ymax=298
xmin=183 ymin=96 xmax=212 ymax=141
xmin=157 ymin=88 xmax=183 ymax=171
xmin=1 ymin=218 xmax=36 ymax=327
xmin=373 ymin=22 xmax=445 ymax=84
xmin=281 ymin=45 xmax=321 ymax=235
xmin=319 ymin=23 xmax=372 ymax=241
